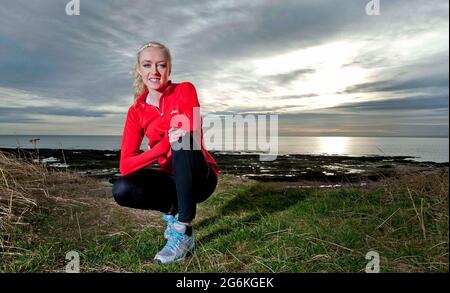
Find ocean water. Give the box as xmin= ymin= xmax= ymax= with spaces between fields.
xmin=0 ymin=135 xmax=448 ymax=163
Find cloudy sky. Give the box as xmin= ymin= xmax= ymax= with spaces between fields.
xmin=0 ymin=0 xmax=448 ymax=136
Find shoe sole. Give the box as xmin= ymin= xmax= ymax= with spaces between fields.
xmin=154 ymin=244 xmax=195 ymax=264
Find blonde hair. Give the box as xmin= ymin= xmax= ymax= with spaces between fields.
xmin=133 ymin=41 xmax=172 ymax=99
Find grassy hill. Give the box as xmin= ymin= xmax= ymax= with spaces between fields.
xmin=0 ymin=151 xmax=448 ymax=272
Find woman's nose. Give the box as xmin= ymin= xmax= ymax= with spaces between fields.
xmin=151 ymin=65 xmax=159 ymax=75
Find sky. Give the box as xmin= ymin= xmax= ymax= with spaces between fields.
xmin=0 ymin=0 xmax=448 ymax=137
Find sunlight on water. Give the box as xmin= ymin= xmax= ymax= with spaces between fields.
xmin=318 ymin=137 xmax=349 ymax=155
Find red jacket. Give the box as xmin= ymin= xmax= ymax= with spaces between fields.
xmin=119 ymin=81 xmax=219 ymax=177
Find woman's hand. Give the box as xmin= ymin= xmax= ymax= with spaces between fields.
xmin=168 ymin=127 xmax=187 ymax=144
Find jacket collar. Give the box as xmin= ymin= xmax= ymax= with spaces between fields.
xmin=135 ymin=80 xmax=175 ymax=106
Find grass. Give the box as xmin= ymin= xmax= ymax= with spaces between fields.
xmin=0 ymin=151 xmax=448 ymax=272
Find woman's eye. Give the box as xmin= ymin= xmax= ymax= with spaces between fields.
xmin=158 ymin=64 xmax=166 ymax=68
xmin=143 ymin=64 xmax=151 ymax=68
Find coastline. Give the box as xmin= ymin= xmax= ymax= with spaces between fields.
xmin=1 ymin=147 xmax=448 ymax=185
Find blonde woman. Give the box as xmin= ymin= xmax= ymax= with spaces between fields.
xmin=112 ymin=41 xmax=219 ymax=264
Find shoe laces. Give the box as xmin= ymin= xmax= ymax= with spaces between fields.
xmin=165 ymin=229 xmax=185 ymax=252
xmin=163 ymin=213 xmax=178 ymax=224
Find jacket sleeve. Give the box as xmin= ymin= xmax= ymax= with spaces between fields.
xmin=119 ymin=106 xmax=170 ymax=176
xmin=173 ymin=82 xmax=201 ymax=133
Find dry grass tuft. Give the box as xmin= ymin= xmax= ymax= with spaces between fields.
xmin=0 ymin=151 xmax=101 ymax=250
xmin=0 ymin=150 xmax=162 ymax=259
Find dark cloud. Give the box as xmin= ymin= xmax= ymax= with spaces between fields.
xmin=344 ymin=74 xmax=449 ymax=94
xmin=276 ymin=112 xmax=449 ymax=137
xmin=267 ymin=69 xmax=315 ymax=84
xmin=0 ymin=106 xmax=113 ymax=121
xmin=0 ymin=116 xmax=40 ymax=124
xmin=332 ymin=94 xmax=449 ymax=111
xmin=275 ymin=94 xmax=318 ymax=100
xmin=0 ymin=0 xmax=448 ymax=135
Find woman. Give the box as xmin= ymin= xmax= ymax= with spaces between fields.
xmin=112 ymin=41 xmax=219 ymax=264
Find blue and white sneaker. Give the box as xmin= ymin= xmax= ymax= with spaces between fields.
xmin=162 ymin=213 xmax=178 ymax=239
xmin=154 ymin=222 xmax=195 ymax=264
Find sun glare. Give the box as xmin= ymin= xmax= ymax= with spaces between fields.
xmin=318 ymin=137 xmax=349 ymax=155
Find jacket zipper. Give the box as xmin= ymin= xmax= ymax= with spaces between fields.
xmin=146 ymin=93 xmax=165 ymax=117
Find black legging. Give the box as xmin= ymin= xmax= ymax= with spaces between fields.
xmin=112 ymin=134 xmax=217 ymax=222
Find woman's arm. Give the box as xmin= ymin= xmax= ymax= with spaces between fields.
xmin=119 ymin=106 xmax=170 ymax=176
xmin=174 ymin=82 xmax=202 ymax=133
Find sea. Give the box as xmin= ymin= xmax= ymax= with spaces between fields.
xmin=0 ymin=135 xmax=448 ymax=163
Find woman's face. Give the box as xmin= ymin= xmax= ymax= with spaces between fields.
xmin=137 ymin=47 xmax=171 ymax=92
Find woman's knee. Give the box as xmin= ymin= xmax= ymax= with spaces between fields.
xmin=112 ymin=178 xmax=133 ymax=206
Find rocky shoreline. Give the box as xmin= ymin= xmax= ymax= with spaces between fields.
xmin=1 ymin=148 xmax=448 ymax=185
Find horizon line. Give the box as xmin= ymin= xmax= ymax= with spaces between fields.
xmin=0 ymin=134 xmax=448 ymax=138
